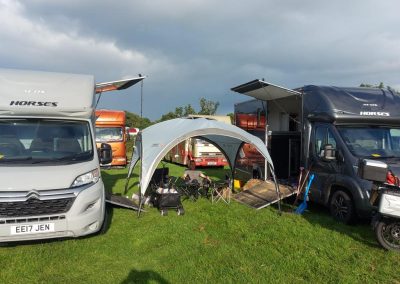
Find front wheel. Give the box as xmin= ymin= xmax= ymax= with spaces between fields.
xmin=375 ymin=218 xmax=400 ymax=251
xmin=329 ymin=190 xmax=356 ymax=224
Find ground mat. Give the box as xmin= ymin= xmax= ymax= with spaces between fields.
xmin=234 ymin=181 xmax=295 ymax=209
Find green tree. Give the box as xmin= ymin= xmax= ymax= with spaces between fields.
xmin=198 ymin=98 xmax=220 ymax=115
xmin=360 ymin=82 xmax=399 ymax=94
xmin=360 ymin=82 xmax=385 ymax=88
xmin=157 ymin=98 xmax=220 ymax=122
xmin=226 ymin=113 xmax=234 ymax=123
xmin=184 ymin=104 xmax=196 ymax=116
xmin=159 ymin=111 xmax=179 ymax=122
xmin=125 ymin=111 xmax=152 ymax=129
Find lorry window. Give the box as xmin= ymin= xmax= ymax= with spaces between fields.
xmin=390 ymin=129 xmax=400 ymax=150
xmin=0 ymin=119 xmax=93 ymax=165
xmin=327 ymin=129 xmax=337 ymax=148
xmin=95 ymin=127 xmax=124 ymax=142
xmin=337 ymin=126 xmax=400 ymax=158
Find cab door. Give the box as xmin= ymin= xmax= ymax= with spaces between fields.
xmin=308 ymin=123 xmax=341 ymax=203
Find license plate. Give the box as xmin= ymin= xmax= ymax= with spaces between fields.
xmin=207 ymin=162 xmax=217 ymax=165
xmin=11 ymin=223 xmax=55 ymax=235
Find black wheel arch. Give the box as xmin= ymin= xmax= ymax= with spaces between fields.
xmin=323 ymin=176 xmax=370 ymax=216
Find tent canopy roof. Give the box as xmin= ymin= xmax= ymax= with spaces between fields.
xmin=128 ymin=117 xmax=275 ymax=196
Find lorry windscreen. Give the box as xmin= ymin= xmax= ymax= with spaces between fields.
xmin=95 ymin=127 xmax=123 ymax=142
xmin=0 ymin=119 xmax=93 ymax=165
xmin=337 ymin=126 xmax=400 ymax=158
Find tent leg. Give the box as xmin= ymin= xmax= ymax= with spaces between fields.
xmin=269 ymin=165 xmax=282 ymax=215
xmin=124 ymin=146 xmax=137 ymax=195
xmin=137 ymin=189 xmax=143 ymax=218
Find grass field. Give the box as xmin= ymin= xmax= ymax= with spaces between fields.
xmin=0 ymin=163 xmax=399 ymax=284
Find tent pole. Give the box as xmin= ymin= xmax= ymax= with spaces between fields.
xmin=264 ymin=124 xmax=268 ymax=180
xmin=124 ymin=146 xmax=136 ymax=195
xmin=263 ymin=100 xmax=268 ymax=181
xmin=137 ymin=163 xmax=142 ymax=218
xmin=137 ymin=136 xmax=143 ymax=218
xmin=270 ymin=164 xmax=282 ymax=214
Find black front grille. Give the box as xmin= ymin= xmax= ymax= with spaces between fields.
xmin=0 ymin=198 xmax=75 ymax=218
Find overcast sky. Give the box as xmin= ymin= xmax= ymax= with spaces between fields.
xmin=1 ymin=0 xmax=400 ymax=120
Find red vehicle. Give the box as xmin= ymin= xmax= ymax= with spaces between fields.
xmin=166 ymin=137 xmax=228 ymax=167
xmin=95 ymin=109 xmax=127 ymax=167
xmin=166 ymin=115 xmax=230 ymax=168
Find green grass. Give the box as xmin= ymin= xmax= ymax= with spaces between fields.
xmin=0 ymin=163 xmax=399 ymax=284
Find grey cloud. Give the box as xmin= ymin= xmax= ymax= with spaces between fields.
xmin=1 ymin=0 xmax=400 ymax=119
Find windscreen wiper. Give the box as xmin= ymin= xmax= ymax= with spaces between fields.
xmin=53 ymin=151 xmax=93 ymax=162
xmin=0 ymin=156 xmax=34 ymax=163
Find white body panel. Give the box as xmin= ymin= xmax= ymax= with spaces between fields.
xmin=0 ymin=69 xmax=95 ymax=118
xmin=379 ymin=190 xmax=400 ymax=218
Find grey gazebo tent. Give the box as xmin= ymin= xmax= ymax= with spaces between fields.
xmin=125 ymin=117 xmax=280 ymax=208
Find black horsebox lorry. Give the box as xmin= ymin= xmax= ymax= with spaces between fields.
xmin=232 ymin=80 xmax=400 ymax=224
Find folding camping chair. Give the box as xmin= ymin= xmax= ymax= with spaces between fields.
xmin=211 ymin=176 xmax=232 ymax=204
xmin=179 ymin=170 xmax=211 ymax=201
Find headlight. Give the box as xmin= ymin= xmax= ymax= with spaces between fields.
xmin=71 ymin=169 xmax=100 ymax=188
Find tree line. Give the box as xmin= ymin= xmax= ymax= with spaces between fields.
xmin=359 ymin=82 xmax=399 ymax=94
xmin=125 ymin=97 xmax=220 ymax=129
xmin=126 ymin=83 xmax=399 ymax=129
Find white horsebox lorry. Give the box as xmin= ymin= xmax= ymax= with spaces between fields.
xmin=0 ymin=68 xmax=144 ymax=242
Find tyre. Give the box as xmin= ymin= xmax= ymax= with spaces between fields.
xmin=98 ymin=204 xmax=112 ymax=235
xmin=375 ymin=218 xmax=400 ymax=251
xmin=329 ymin=190 xmax=356 ymax=224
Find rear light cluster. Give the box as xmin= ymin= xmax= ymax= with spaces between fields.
xmin=386 ymin=170 xmax=400 ymax=186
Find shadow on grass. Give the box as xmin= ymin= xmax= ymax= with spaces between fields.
xmin=282 ymin=198 xmax=379 ymax=249
xmin=121 ymin=269 xmax=170 ymax=284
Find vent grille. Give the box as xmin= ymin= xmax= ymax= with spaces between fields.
xmin=0 ymin=198 xmax=75 ymax=218
xmin=0 ymin=215 xmax=66 ymax=224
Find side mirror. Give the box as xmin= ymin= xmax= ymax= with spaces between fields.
xmin=99 ymin=143 xmax=112 ymax=165
xmin=322 ymin=144 xmax=336 ymax=161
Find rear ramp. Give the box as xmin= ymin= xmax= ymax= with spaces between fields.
xmin=105 ymin=192 xmax=144 ymax=211
xmin=234 ymin=180 xmax=295 ymax=209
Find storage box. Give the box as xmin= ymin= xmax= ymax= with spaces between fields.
xmin=359 ymin=159 xmax=388 ymax=183
xmin=379 ymin=189 xmax=400 ymax=218
xmin=153 ymin=188 xmax=182 ymax=209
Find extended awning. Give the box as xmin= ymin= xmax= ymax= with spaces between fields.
xmin=95 ymin=76 xmax=146 ymax=94
xmin=231 ymin=79 xmax=301 ymax=100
